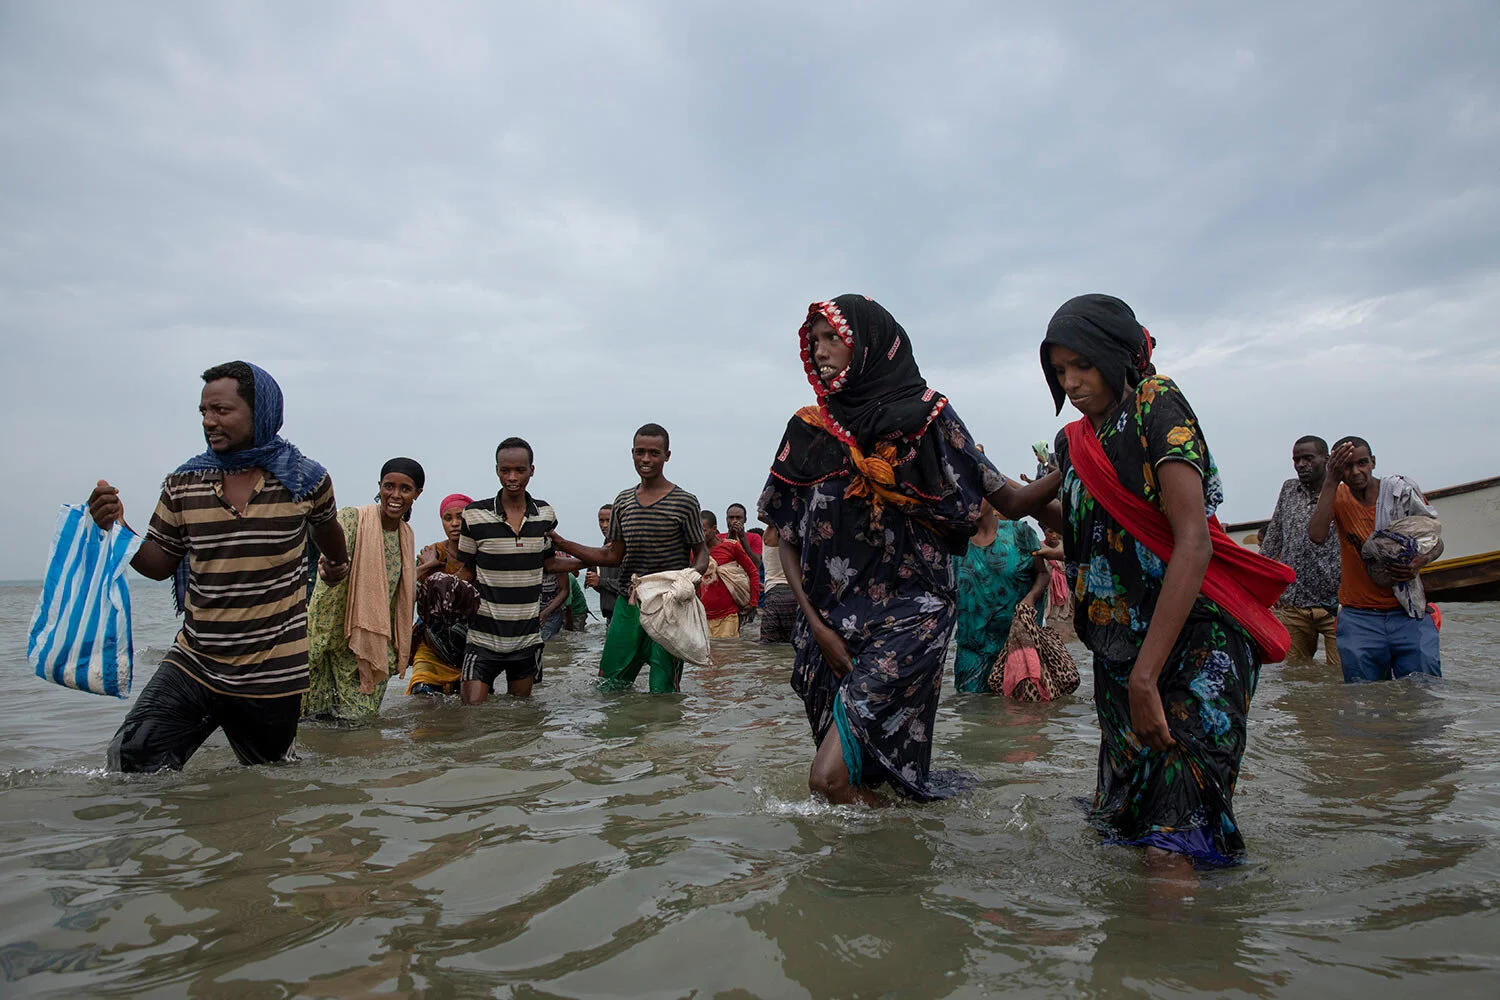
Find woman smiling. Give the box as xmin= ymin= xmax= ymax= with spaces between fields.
xmin=303 ymin=458 xmax=425 ymax=723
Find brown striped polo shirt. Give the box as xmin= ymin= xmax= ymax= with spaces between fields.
xmin=147 ymin=470 xmax=337 ymax=698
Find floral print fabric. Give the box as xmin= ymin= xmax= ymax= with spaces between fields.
xmin=758 ymin=407 xmax=1007 ymax=801
xmin=304 ymin=506 xmax=404 ymax=722
xmin=1053 ymin=375 xmax=1258 ymax=864
xmin=1091 ymin=619 xmax=1257 ymax=864
xmin=953 ymin=521 xmax=1041 ymax=693
xmin=1052 ymin=376 xmax=1225 ymax=662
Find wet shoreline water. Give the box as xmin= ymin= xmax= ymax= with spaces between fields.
xmin=2 ymin=582 xmax=1498 ymax=997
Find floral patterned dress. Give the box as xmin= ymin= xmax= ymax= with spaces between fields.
xmin=1054 ymin=375 xmax=1258 ymax=865
xmin=758 ymin=407 xmax=1007 ymax=801
xmin=953 ymin=520 xmax=1042 ymax=693
xmin=303 ymin=506 xmax=404 ymax=722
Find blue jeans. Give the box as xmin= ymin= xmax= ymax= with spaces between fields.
xmin=1335 ymin=607 xmax=1441 ymax=683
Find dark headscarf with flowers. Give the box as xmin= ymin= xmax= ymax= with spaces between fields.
xmin=1040 ymin=294 xmax=1156 ymax=415
xmin=767 ymin=294 xmax=953 ymax=508
xmin=415 ymin=572 xmax=480 ymax=666
xmin=417 ymin=572 xmax=479 ymax=630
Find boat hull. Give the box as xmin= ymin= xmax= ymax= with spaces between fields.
xmin=1225 ymin=476 xmax=1500 ymax=603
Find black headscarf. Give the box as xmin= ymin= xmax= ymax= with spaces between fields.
xmin=380 ymin=457 xmax=426 ymax=489
xmin=769 ymin=295 xmax=950 ymax=502
xmin=1040 ymin=294 xmax=1156 ymax=415
xmin=801 ymin=295 xmax=946 ymax=450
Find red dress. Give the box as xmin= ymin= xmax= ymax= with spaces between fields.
xmin=700 ymin=538 xmax=761 ymax=621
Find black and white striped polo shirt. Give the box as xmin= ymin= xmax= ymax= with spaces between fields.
xmin=458 ymin=492 xmax=558 ymax=654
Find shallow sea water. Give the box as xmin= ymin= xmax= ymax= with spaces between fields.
xmin=1 ymin=581 xmax=1498 ymax=998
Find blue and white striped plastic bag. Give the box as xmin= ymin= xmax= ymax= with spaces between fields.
xmin=27 ymin=504 xmax=143 ymax=698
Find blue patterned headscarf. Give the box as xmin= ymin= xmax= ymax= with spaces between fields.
xmin=174 ymin=362 xmax=327 ymax=496
xmin=171 ymin=362 xmax=328 ymax=612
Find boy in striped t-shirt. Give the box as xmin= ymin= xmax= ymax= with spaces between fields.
xmin=455 ymin=437 xmax=580 ymax=703
xmin=550 ymin=424 xmax=710 ymax=693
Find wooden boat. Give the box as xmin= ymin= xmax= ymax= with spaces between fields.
xmin=1224 ymin=475 xmax=1500 ymax=602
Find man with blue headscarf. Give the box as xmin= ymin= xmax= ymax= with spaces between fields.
xmin=87 ymin=361 xmax=349 ymax=771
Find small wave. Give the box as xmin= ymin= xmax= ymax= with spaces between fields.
xmin=0 ymin=765 xmax=120 ymax=790
xmin=753 ymin=787 xmax=892 ymax=827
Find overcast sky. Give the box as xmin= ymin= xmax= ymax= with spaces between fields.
xmin=2 ymin=1 xmax=1497 ymax=580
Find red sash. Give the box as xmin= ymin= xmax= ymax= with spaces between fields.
xmin=1063 ymin=417 xmax=1295 ymax=663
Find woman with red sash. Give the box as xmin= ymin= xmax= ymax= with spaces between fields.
xmin=1043 ymin=294 xmax=1292 ymax=868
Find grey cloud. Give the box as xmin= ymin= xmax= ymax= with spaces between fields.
xmin=2 ymin=1 xmax=1497 ymax=579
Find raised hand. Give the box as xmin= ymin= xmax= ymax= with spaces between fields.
xmin=1034 ymin=541 xmax=1064 ymax=561
xmin=1327 ymin=441 xmax=1357 ymax=480
xmin=88 ymin=480 xmax=124 ymax=530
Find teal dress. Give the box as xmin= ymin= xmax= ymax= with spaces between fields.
xmin=953 ymin=521 xmax=1041 ymax=692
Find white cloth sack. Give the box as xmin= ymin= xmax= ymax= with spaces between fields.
xmin=633 ymin=569 xmax=712 ymax=665
xmin=702 ymin=557 xmax=753 ymax=609
xmin=28 ymin=504 xmax=143 ymax=698
xmin=1371 ymin=475 xmax=1441 ymax=618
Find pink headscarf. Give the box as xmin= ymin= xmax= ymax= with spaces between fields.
xmin=439 ymin=493 xmax=473 ymax=515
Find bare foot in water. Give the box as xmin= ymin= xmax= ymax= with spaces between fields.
xmin=1143 ymin=846 xmax=1199 ymax=904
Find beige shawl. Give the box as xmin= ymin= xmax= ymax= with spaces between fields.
xmin=702 ymin=554 xmax=753 ymax=609
xmin=345 ymin=504 xmax=415 ymax=694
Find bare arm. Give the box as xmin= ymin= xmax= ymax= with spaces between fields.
xmin=736 ymin=529 xmax=763 ymax=569
xmin=87 ymin=480 xmax=182 ymax=580
xmin=1018 ymin=555 xmax=1050 ymax=607
xmin=416 ymin=544 xmax=443 ymax=581
xmin=1309 ymin=443 xmax=1355 ymax=544
xmin=778 ymin=535 xmax=853 ymax=676
xmin=1307 ymin=478 xmax=1339 ymax=545
xmin=131 ymin=540 xmax=181 ymax=581
xmin=735 ymin=541 xmax=761 ymax=606
xmin=540 ymin=571 xmax=569 ymax=620
xmin=689 ymin=541 xmax=710 ymax=575
xmin=311 ymin=515 xmax=350 ymax=583
xmin=1034 ymin=499 xmax=1064 ymax=535
xmin=550 ymin=531 xmax=626 ymax=567
xmin=1128 ymin=461 xmax=1214 ymax=751
xmin=544 ymin=554 xmax=587 ymax=575
xmin=988 ymin=471 xmax=1063 ymax=528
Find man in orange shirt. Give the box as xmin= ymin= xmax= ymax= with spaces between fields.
xmin=1308 ymin=436 xmax=1442 ymax=682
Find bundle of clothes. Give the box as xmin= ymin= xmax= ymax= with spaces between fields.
xmin=1363 ymin=476 xmax=1443 ymax=618
xmin=990 ymin=603 xmax=1081 ymax=701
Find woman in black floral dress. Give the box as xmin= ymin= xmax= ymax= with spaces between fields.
xmin=758 ymin=295 xmax=1058 ymax=804
xmin=1043 ymin=293 xmax=1287 ymax=867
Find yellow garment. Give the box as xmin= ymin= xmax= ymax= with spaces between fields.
xmin=346 ymin=504 xmax=414 ymax=694
xmin=707 ymin=614 xmax=740 ymax=639
xmin=406 ymin=639 xmax=461 ymax=694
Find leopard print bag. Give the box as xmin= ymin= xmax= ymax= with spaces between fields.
xmin=987 ymin=603 xmax=1081 ymax=700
